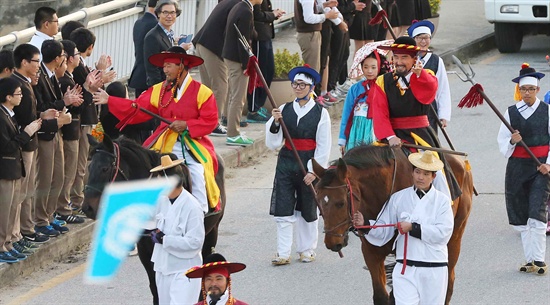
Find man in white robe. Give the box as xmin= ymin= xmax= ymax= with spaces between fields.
xmin=353 ymin=150 xmax=454 ymax=305
xmin=150 ymin=155 xmax=205 ymax=304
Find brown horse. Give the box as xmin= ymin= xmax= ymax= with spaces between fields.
xmin=82 ymin=135 xmax=226 ymax=304
xmin=312 ymin=145 xmax=473 ymax=305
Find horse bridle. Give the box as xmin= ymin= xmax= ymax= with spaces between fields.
xmin=84 ymin=142 xmax=129 ymax=195
xmin=321 ymin=148 xmax=398 ymax=238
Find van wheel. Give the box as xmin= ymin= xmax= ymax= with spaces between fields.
xmin=494 ymin=23 xmax=523 ymax=53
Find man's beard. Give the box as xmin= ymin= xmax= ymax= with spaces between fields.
xmin=208 ymin=287 xmax=224 ymax=304
xmin=394 ymin=65 xmax=410 ymax=77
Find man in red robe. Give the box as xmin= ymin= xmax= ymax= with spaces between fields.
xmin=369 ymin=36 xmax=438 ymax=147
xmin=93 ymin=46 xmax=220 ymax=214
xmin=369 ymin=36 xmax=461 ymax=201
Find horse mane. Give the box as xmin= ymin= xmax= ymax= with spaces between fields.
xmin=343 ymin=145 xmax=395 ymax=169
xmin=114 ymin=137 xmax=160 ymax=170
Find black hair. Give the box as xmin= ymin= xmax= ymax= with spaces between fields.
xmin=41 ymin=40 xmax=64 ymax=64
xmin=0 ymin=77 xmax=21 ymax=104
xmin=61 ymin=20 xmax=85 ymax=40
xmin=148 ymin=0 xmax=159 ymax=8
xmin=154 ymin=0 xmax=181 ymax=17
xmin=70 ymin=28 xmax=96 ymax=53
xmin=60 ymin=40 xmax=77 ymax=58
xmin=34 ymin=7 xmax=57 ymax=29
xmin=106 ymin=81 xmax=127 ymax=98
xmin=13 ymin=44 xmax=40 ymax=69
xmin=411 ymin=165 xmax=437 ymax=174
xmin=0 ymin=50 xmax=15 ymax=73
xmin=362 ymin=52 xmax=391 ymax=76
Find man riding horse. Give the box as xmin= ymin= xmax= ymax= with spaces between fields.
xmin=369 ymin=36 xmax=461 ymax=201
xmin=93 ymin=46 xmax=220 ymax=215
xmin=92 ymin=46 xmax=221 ymax=305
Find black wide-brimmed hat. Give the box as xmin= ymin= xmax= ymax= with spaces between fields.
xmin=148 ymin=46 xmax=204 ymax=68
xmin=512 ymin=63 xmax=545 ymax=83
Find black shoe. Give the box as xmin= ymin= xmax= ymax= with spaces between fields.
xmin=23 ymin=232 xmax=50 ymax=243
xmin=50 ymin=222 xmax=69 ymax=234
xmin=17 ymin=239 xmax=39 ymax=250
xmin=0 ymin=251 xmax=19 ymax=263
xmin=35 ymin=225 xmax=60 ymax=237
xmin=210 ymin=124 xmax=227 ymax=137
xmin=56 ymin=214 xmax=85 ymax=224
xmin=13 ymin=241 xmax=34 ymax=255
xmin=9 ymin=248 xmax=27 ymax=260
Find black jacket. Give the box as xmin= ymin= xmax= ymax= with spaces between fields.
xmin=222 ymin=1 xmax=254 ymax=70
xmin=11 ymin=72 xmax=44 ymax=151
xmin=73 ymin=59 xmax=99 ymax=125
xmin=58 ymin=72 xmax=82 ymax=141
xmin=193 ymin=0 xmax=241 ymax=58
xmin=253 ymin=0 xmax=277 ymax=42
xmin=0 ymin=106 xmax=30 ymax=180
xmin=33 ymin=63 xmax=64 ymax=141
xmin=143 ymin=24 xmax=173 ymax=87
xmin=128 ymin=12 xmax=158 ymax=91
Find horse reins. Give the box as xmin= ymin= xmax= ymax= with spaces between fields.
xmin=84 ymin=142 xmax=129 ymax=194
xmin=321 ymin=148 xmax=409 ymax=274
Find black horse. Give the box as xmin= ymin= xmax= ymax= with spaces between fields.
xmin=82 ymin=135 xmax=226 ymax=305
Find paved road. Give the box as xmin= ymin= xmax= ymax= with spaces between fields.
xmin=1 ymin=36 xmax=550 ymax=305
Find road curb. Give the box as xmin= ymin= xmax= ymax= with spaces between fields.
xmin=0 ymin=221 xmax=94 ymax=289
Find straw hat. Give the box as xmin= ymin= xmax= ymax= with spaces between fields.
xmin=408 ymin=150 xmax=443 ymax=172
xmin=150 ymin=155 xmax=185 ymax=173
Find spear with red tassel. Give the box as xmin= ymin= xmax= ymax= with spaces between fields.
xmin=452 ymin=55 xmax=549 ymax=173
xmin=369 ymin=0 xmax=397 ymax=40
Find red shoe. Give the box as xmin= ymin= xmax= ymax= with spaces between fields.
xmin=323 ymin=92 xmax=338 ymax=103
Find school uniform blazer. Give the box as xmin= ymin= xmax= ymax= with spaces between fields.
xmin=143 ymin=24 xmax=173 ymax=87
xmin=193 ymin=0 xmax=241 ymax=58
xmin=129 ymin=12 xmax=158 ymax=91
xmin=222 ymin=1 xmax=254 ymax=70
xmin=73 ymin=60 xmax=99 ymax=125
xmin=33 ymin=63 xmax=64 ymax=141
xmin=253 ymin=0 xmax=277 ymax=41
xmin=0 ymin=107 xmax=30 ymax=180
xmin=11 ymin=72 xmax=49 ymax=151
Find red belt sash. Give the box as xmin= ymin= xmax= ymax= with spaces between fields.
xmin=390 ymin=115 xmax=429 ymax=129
xmin=511 ymin=145 xmax=549 ymax=158
xmin=284 ymin=139 xmax=316 ymax=151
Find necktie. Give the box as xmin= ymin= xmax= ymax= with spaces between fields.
xmin=167 ymin=30 xmax=175 ymax=44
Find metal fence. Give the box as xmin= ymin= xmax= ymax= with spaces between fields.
xmin=0 ymin=0 xmax=295 ymax=80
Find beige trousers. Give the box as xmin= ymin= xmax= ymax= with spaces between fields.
xmin=296 ymin=31 xmax=322 ymax=73
xmin=13 ymin=150 xmax=36 ymax=239
xmin=71 ymin=126 xmax=91 ymax=207
xmin=34 ymin=132 xmax=65 ymax=227
xmin=0 ymin=178 xmax=21 ymax=252
xmin=58 ymin=139 xmax=78 ymax=216
xmin=196 ymin=44 xmax=228 ymax=120
xmin=224 ymin=59 xmax=249 ymax=137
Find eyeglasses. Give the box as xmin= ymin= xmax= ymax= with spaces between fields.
xmin=48 ymin=20 xmax=59 ymax=23
xmin=291 ymin=82 xmax=309 ymax=89
xmin=519 ymin=87 xmax=537 ymax=93
xmin=29 ymin=59 xmax=40 ymax=63
xmin=160 ymin=11 xmax=177 ymax=16
xmin=414 ymin=36 xmax=431 ymax=42
xmin=12 ymin=92 xmax=23 ymax=97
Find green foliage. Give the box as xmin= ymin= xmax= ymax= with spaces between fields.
xmin=273 ymin=49 xmax=303 ymax=80
xmin=429 ymin=0 xmax=441 ymax=16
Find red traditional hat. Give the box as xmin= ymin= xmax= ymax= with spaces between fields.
xmin=185 ymin=254 xmax=246 ymax=279
xmin=148 ymin=46 xmax=204 ymax=69
xmin=378 ymin=36 xmax=420 ymax=56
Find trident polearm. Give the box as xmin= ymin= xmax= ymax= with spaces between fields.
xmin=451 ymin=55 xmax=548 ymax=172
xmin=371 ymin=0 xmax=397 ymax=40
xmin=232 ymin=24 xmax=345 ymax=256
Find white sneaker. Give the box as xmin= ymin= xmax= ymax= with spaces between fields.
xmin=271 ymin=254 xmax=291 ymax=266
